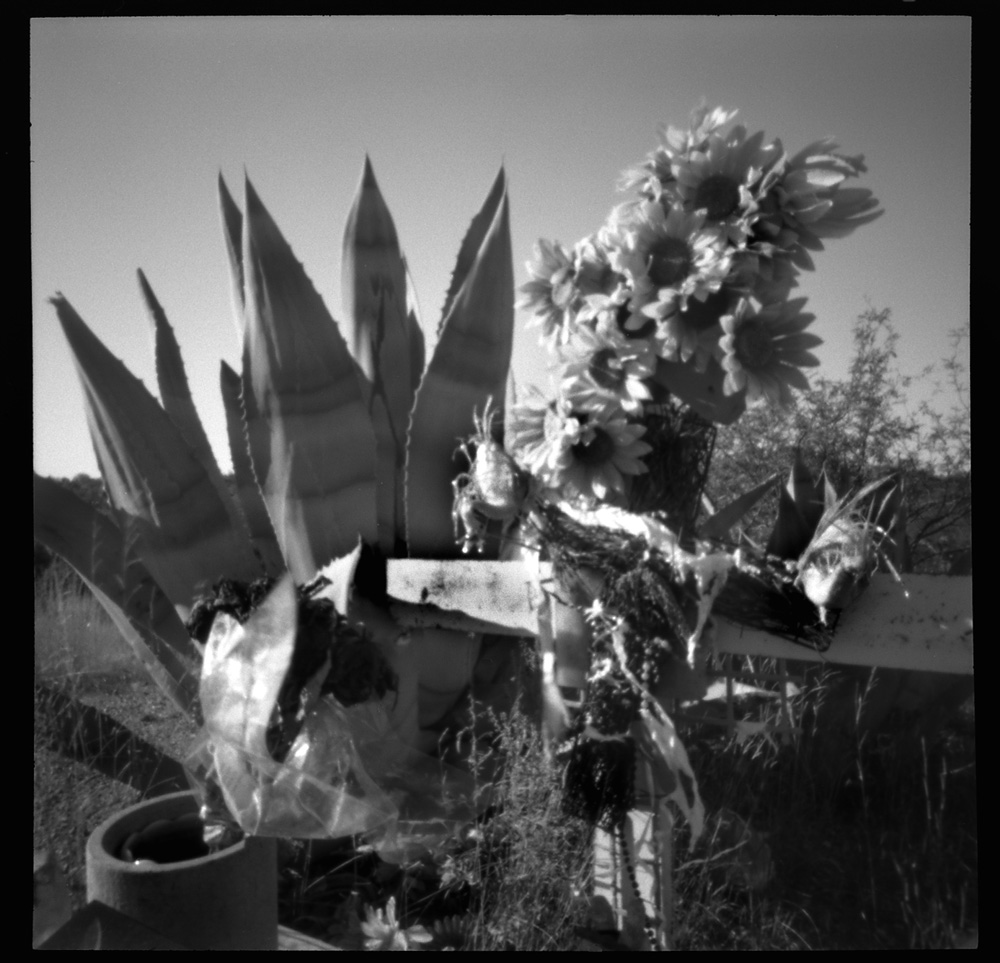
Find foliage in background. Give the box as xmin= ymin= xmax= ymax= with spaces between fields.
xmin=707 ymin=306 xmax=971 ymax=574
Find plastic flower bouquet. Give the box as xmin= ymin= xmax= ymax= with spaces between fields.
xmin=448 ymin=104 xmax=884 ymax=858
xmin=510 ymin=103 xmax=882 ymax=515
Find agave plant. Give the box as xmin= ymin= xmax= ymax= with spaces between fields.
xmin=33 ymin=158 xmax=515 ymax=746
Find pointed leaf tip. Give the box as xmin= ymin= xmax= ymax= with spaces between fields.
xmin=437 ymin=166 xmax=509 ymax=334
xmin=52 ymin=295 xmax=261 ymax=611
xmin=362 ymin=154 xmax=377 ymax=187
xmin=405 ymin=172 xmax=515 ymax=558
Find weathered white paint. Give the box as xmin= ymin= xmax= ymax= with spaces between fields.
xmin=386 ymin=561 xmax=973 ymax=675
xmin=714 ymin=574 xmax=973 ymax=675
xmin=386 ymin=559 xmax=544 ymax=636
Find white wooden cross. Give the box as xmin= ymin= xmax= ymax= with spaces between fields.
xmin=383 ymin=558 xmax=973 ymax=951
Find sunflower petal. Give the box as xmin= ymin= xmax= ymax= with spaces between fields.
xmin=773 ymin=362 xmax=811 ymax=391
xmin=653 ymin=355 xmax=746 ymax=425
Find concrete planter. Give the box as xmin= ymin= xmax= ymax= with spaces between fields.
xmin=86 ymin=790 xmax=278 ymax=950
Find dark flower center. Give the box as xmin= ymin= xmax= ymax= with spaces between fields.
xmin=735 ymin=319 xmax=775 ymax=368
xmin=550 ymin=266 xmax=577 ymax=310
xmin=572 ymin=425 xmax=616 ymax=466
xmin=694 ymin=174 xmax=742 ymax=221
xmin=615 ymin=301 xmax=657 ymax=340
xmin=590 ymin=348 xmax=625 ymax=391
xmin=577 ymin=261 xmax=615 ymax=298
xmin=682 ymin=289 xmax=738 ymax=331
xmin=647 ymin=236 xmax=693 ymax=288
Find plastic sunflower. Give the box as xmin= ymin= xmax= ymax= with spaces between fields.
xmin=671 ymin=123 xmax=783 ymax=244
xmin=611 ymin=199 xmax=732 ymax=323
xmin=557 ymin=319 xmax=656 ymax=414
xmin=518 ymin=238 xmax=579 ymax=346
xmin=508 ymin=390 xmax=651 ymax=503
xmin=360 ymin=897 xmax=432 ymax=952
xmin=719 ymin=297 xmax=822 ymax=405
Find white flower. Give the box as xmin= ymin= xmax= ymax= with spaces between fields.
xmin=361 ymin=897 xmax=432 ymax=951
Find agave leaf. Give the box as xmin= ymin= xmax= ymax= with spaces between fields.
xmin=218 ymin=173 xmax=246 ymax=340
xmin=33 ymin=473 xmax=200 ymax=717
xmin=370 ymin=392 xmax=399 ymax=556
xmin=653 ymin=356 xmax=746 ymax=426
xmin=53 ymin=296 xmax=262 ymax=616
xmin=699 ymin=472 xmax=782 ymax=541
xmin=405 ymin=171 xmax=515 ymax=559
xmin=139 ymin=269 xmax=246 ymax=539
xmin=341 ymin=159 xmax=421 ymax=553
xmin=765 ymin=452 xmax=824 ymax=560
xmin=219 ymin=361 xmax=285 ymax=574
xmin=438 ymin=165 xmax=507 ymax=337
xmin=240 ymin=177 xmax=378 ymax=579
xmin=341 ymin=159 xmax=413 ymax=420
xmin=403 ymin=258 xmax=426 ymax=416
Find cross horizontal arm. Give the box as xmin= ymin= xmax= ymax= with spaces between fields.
xmin=714 ymin=574 xmax=973 ymax=675
xmin=384 ymin=561 xmax=973 ymax=675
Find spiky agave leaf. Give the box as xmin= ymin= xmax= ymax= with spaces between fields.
xmin=33 ymin=473 xmax=200 ymax=717
xmin=405 ymin=169 xmax=515 ymax=559
xmin=218 ymin=173 xmax=246 ymax=341
xmin=341 ymin=157 xmax=415 ymax=426
xmin=765 ymin=450 xmax=826 ymax=560
xmin=139 ymin=269 xmax=247 ymax=539
xmin=403 ymin=258 xmax=425 ymax=393
xmin=437 ymin=165 xmax=508 ymax=337
xmin=341 ymin=159 xmax=418 ymax=554
xmin=219 ymin=360 xmax=285 ymax=575
xmin=699 ymin=471 xmax=783 ymax=541
xmin=240 ymin=177 xmax=379 ymax=580
xmin=53 ymin=296 xmax=262 ymax=618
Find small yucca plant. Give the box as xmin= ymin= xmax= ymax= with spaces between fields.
xmin=33 ymin=158 xmax=515 ymax=743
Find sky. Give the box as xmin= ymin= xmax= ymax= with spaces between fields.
xmin=31 ymin=16 xmax=970 ymax=481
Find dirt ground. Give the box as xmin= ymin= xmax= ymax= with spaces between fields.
xmin=33 ymin=677 xmax=201 ymax=910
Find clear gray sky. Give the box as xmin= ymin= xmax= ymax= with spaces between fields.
xmin=31 ymin=16 xmax=970 ymax=480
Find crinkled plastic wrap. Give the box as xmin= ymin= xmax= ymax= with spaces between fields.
xmin=184 ymin=577 xmax=479 ymax=861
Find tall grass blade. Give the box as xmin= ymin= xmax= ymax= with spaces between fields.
xmin=33 ymin=473 xmax=200 ymax=716
xmin=653 ymin=355 xmax=746 ymax=425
